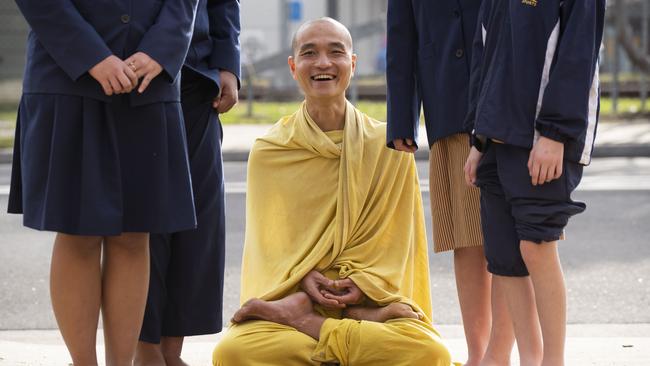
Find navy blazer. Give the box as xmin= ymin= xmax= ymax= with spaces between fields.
xmin=386 ymin=0 xmax=481 ymax=148
xmin=185 ymin=0 xmax=241 ymax=92
xmin=15 ymin=0 xmax=198 ymax=106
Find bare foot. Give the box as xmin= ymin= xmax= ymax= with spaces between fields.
xmin=232 ymin=292 xmax=314 ymax=325
xmin=232 ymin=292 xmax=326 ymax=340
xmin=134 ymin=341 xmax=165 ymax=366
xmin=344 ymin=303 xmax=420 ymax=323
xmin=164 ymin=357 xmax=190 ymax=366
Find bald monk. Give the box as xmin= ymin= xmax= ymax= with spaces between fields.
xmin=213 ymin=18 xmax=456 ymax=366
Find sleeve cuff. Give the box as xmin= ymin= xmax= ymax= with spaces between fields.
xmin=209 ymin=40 xmax=240 ymax=79
xmin=470 ymin=132 xmax=487 ymax=153
xmin=386 ymin=128 xmax=418 ymax=150
xmin=63 ymin=34 xmax=113 ymax=81
xmin=137 ymin=44 xmax=180 ymax=83
xmin=537 ymin=123 xmax=569 ymax=143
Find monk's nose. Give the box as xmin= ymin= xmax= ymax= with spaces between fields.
xmin=314 ymin=54 xmax=332 ymax=68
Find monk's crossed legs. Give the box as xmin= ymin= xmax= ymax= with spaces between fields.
xmin=215 ymin=292 xmax=452 ymax=366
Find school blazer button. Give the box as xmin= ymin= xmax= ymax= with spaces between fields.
xmin=455 ymin=48 xmax=464 ymax=58
xmin=121 ymin=14 xmax=131 ymax=24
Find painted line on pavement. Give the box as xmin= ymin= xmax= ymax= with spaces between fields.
xmin=1 ymin=176 xmax=648 ymax=196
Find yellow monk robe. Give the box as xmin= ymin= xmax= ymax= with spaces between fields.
xmin=214 ymin=101 xmax=455 ymax=366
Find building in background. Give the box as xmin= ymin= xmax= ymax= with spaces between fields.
xmin=240 ymin=0 xmax=386 ymax=78
xmin=0 ymin=0 xmax=647 ymax=102
xmin=0 ymin=0 xmax=27 ymax=82
xmin=0 ymin=0 xmax=387 ymax=100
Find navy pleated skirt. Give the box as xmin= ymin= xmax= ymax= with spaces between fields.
xmin=8 ymin=94 xmax=197 ymax=236
xmin=140 ymin=70 xmax=225 ymax=342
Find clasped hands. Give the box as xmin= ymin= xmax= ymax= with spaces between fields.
xmin=89 ymin=53 xmax=162 ymax=96
xmin=300 ymin=270 xmax=365 ymax=309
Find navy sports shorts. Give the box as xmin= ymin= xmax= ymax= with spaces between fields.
xmin=475 ymin=142 xmax=586 ymax=276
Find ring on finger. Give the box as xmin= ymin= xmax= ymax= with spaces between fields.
xmin=128 ymin=61 xmax=137 ymax=72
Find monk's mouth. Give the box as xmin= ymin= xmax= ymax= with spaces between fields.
xmin=311 ymin=74 xmax=336 ymax=81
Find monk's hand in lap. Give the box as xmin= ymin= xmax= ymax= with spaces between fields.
xmin=213 ymin=70 xmax=239 ymax=113
xmin=464 ymin=146 xmax=483 ymax=187
xmin=392 ymin=138 xmax=417 ymax=153
xmin=124 ymin=52 xmax=163 ymax=94
xmin=89 ymin=55 xmax=138 ymax=96
xmin=528 ymin=136 xmax=564 ymax=186
xmin=321 ymin=278 xmax=365 ymax=305
xmin=300 ymin=271 xmax=346 ymax=309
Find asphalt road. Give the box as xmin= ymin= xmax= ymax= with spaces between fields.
xmin=0 ymin=158 xmax=649 ymax=330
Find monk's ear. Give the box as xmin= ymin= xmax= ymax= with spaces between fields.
xmin=288 ymin=56 xmax=298 ymax=80
xmin=351 ymin=53 xmax=357 ymax=76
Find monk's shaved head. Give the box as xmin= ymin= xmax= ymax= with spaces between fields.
xmin=291 ymin=17 xmax=353 ymax=55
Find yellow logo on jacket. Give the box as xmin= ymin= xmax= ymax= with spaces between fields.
xmin=522 ymin=0 xmax=537 ymax=6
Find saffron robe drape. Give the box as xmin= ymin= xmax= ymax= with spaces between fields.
xmin=214 ymin=101 xmax=455 ymax=366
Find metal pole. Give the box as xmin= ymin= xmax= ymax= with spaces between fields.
xmin=327 ymin=0 xmax=339 ymax=19
xmin=280 ymin=0 xmax=289 ymax=49
xmin=279 ymin=0 xmax=290 ymax=88
xmin=246 ymin=64 xmax=254 ymax=117
xmin=613 ymin=1 xmax=624 ymax=115
xmin=613 ymin=38 xmax=620 ymax=114
xmin=349 ymin=0 xmax=359 ymax=105
xmin=641 ymin=0 xmax=649 ymax=111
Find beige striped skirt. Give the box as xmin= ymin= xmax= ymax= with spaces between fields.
xmin=429 ymin=133 xmax=483 ymax=253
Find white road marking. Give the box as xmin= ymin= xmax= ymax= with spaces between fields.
xmin=1 ymin=175 xmax=648 ymax=197
xmin=419 ymin=176 xmax=650 ymax=192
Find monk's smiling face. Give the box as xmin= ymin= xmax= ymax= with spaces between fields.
xmin=288 ymin=18 xmax=357 ymax=101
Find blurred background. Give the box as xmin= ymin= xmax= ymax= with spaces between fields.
xmin=0 ymin=0 xmax=649 ymax=132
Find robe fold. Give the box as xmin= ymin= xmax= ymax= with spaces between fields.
xmin=214 ymin=101 xmax=455 ymax=366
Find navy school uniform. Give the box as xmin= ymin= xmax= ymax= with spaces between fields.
xmin=386 ymin=0 xmax=481 ymax=148
xmin=475 ymin=141 xmax=585 ymax=276
xmin=466 ymin=0 xmax=606 ymax=276
xmin=8 ymin=0 xmax=200 ymax=235
xmin=139 ymin=0 xmax=240 ymax=342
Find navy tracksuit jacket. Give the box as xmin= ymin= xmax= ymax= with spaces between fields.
xmin=466 ymin=0 xmax=606 ymax=165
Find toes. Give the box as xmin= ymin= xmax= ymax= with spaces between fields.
xmin=407 ymin=311 xmax=420 ymax=320
xmin=231 ymin=310 xmax=246 ymax=323
xmin=231 ymin=298 xmax=259 ymax=323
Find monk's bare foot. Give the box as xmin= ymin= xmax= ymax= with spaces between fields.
xmin=232 ymin=292 xmax=326 ymax=340
xmin=164 ymin=357 xmax=190 ymax=366
xmin=232 ymin=292 xmax=314 ymax=325
xmin=344 ymin=303 xmax=420 ymax=323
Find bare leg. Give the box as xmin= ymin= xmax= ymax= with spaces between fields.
xmin=134 ymin=341 xmax=165 ymax=366
xmin=453 ymin=246 xmax=491 ymax=366
xmin=102 ymin=232 xmax=150 ymax=366
xmin=343 ymin=303 xmax=419 ymax=323
xmin=232 ymin=292 xmax=325 ymax=340
xmin=480 ymin=279 xmax=515 ymax=366
xmin=521 ymin=241 xmax=566 ymax=366
xmin=161 ymin=337 xmax=189 ymax=366
xmin=498 ymin=274 xmax=543 ymax=366
xmin=50 ymin=233 xmax=103 ymax=366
